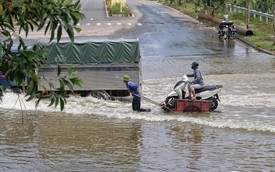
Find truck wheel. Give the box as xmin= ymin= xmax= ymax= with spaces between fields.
xmin=89 ymin=91 xmax=111 ymax=100
xmin=165 ymin=96 xmax=178 ymax=109
xmin=183 ymin=105 xmax=201 ymax=113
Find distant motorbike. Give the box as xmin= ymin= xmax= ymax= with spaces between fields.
xmin=218 ymin=21 xmax=236 ymax=40
xmin=165 ymin=75 xmax=223 ymax=111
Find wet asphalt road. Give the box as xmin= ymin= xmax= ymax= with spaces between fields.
xmin=23 ymin=0 xmax=273 ymax=79
xmin=76 ymin=0 xmax=256 ymax=58
xmin=72 ymin=0 xmax=273 ymax=77
xmin=74 ymin=0 xmax=273 ymax=80
xmin=24 ymin=0 xmax=259 ymax=58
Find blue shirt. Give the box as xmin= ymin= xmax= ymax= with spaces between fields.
xmin=187 ymin=67 xmax=204 ymax=85
xmin=126 ymin=81 xmax=140 ymax=96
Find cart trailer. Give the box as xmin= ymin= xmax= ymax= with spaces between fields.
xmin=161 ymin=99 xmax=212 ymax=113
xmin=136 ymin=94 xmax=213 ymax=113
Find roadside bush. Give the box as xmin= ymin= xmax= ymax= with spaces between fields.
xmin=228 ymin=0 xmax=273 ymax=13
xmin=105 ymin=0 xmax=132 ymax=17
xmin=110 ymin=3 xmax=132 ymax=16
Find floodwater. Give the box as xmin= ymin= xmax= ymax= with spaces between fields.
xmin=0 ymin=50 xmax=275 ymax=171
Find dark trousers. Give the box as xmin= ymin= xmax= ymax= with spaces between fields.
xmin=132 ymin=96 xmax=141 ymax=111
xmin=132 ymin=96 xmax=148 ymax=112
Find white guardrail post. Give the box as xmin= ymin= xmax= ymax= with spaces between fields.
xmin=227 ymin=4 xmax=273 ymax=24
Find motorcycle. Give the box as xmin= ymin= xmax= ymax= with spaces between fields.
xmin=165 ymin=75 xmax=223 ymax=111
xmin=218 ymin=21 xmax=236 ymax=40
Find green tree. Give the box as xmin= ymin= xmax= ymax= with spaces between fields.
xmin=193 ymin=0 xmax=203 ymax=12
xmin=0 ymin=0 xmax=85 ymax=111
xmin=255 ymin=0 xmax=273 ymax=13
xmin=233 ymin=0 xmax=272 ymax=13
xmin=204 ymin=0 xmax=226 ymax=16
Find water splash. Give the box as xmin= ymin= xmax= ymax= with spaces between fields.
xmin=0 ymin=74 xmax=275 ymax=133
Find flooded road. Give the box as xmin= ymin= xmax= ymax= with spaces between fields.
xmin=0 ymin=54 xmax=275 ymax=171
xmin=1 ymin=0 xmax=275 ymax=171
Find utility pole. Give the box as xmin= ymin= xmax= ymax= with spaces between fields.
xmin=246 ymin=0 xmax=250 ymax=29
xmin=120 ymin=0 xmax=122 ymax=13
xmin=273 ymin=3 xmax=275 ymax=45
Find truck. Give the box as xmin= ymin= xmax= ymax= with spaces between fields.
xmin=37 ymin=39 xmax=142 ymax=99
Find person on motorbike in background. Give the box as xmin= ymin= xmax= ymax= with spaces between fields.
xmin=187 ymin=62 xmax=204 ymax=100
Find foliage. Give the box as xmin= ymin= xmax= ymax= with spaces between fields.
xmin=193 ymin=0 xmax=203 ymax=12
xmin=158 ymin=0 xmax=227 ymax=15
xmin=0 ymin=0 xmax=85 ymax=111
xmin=106 ymin=0 xmax=132 ymax=17
xmin=157 ymin=0 xmax=184 ymax=5
xmin=204 ymin=0 xmax=227 ymax=16
xmin=36 ymin=66 xmax=83 ymax=111
xmin=228 ymin=0 xmax=273 ymax=13
xmin=110 ymin=3 xmax=132 ymax=16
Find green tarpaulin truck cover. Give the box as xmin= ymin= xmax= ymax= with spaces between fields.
xmin=37 ymin=39 xmax=142 ymax=95
xmin=40 ymin=39 xmax=140 ymax=66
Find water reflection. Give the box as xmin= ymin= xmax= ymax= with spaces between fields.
xmin=0 ymin=111 xmax=36 ymax=145
xmin=0 ymin=112 xmax=144 ymax=171
xmin=38 ymin=114 xmax=142 ymax=164
xmin=169 ymin=124 xmax=203 ymax=170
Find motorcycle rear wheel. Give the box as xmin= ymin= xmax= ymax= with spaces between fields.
xmin=210 ymin=98 xmax=218 ymax=111
xmin=165 ymin=96 xmax=178 ymax=109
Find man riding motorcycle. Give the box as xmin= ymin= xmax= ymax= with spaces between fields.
xmin=187 ymin=62 xmax=204 ymax=100
xmin=164 ymin=63 xmax=223 ymax=111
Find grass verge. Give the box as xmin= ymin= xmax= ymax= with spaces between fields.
xmin=105 ymin=0 xmax=132 ymax=17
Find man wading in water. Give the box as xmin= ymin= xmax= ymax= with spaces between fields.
xmin=122 ymin=75 xmax=151 ymax=112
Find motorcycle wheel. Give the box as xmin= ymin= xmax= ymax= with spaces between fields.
xmin=210 ymin=98 xmax=218 ymax=111
xmin=165 ymin=96 xmax=178 ymax=109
